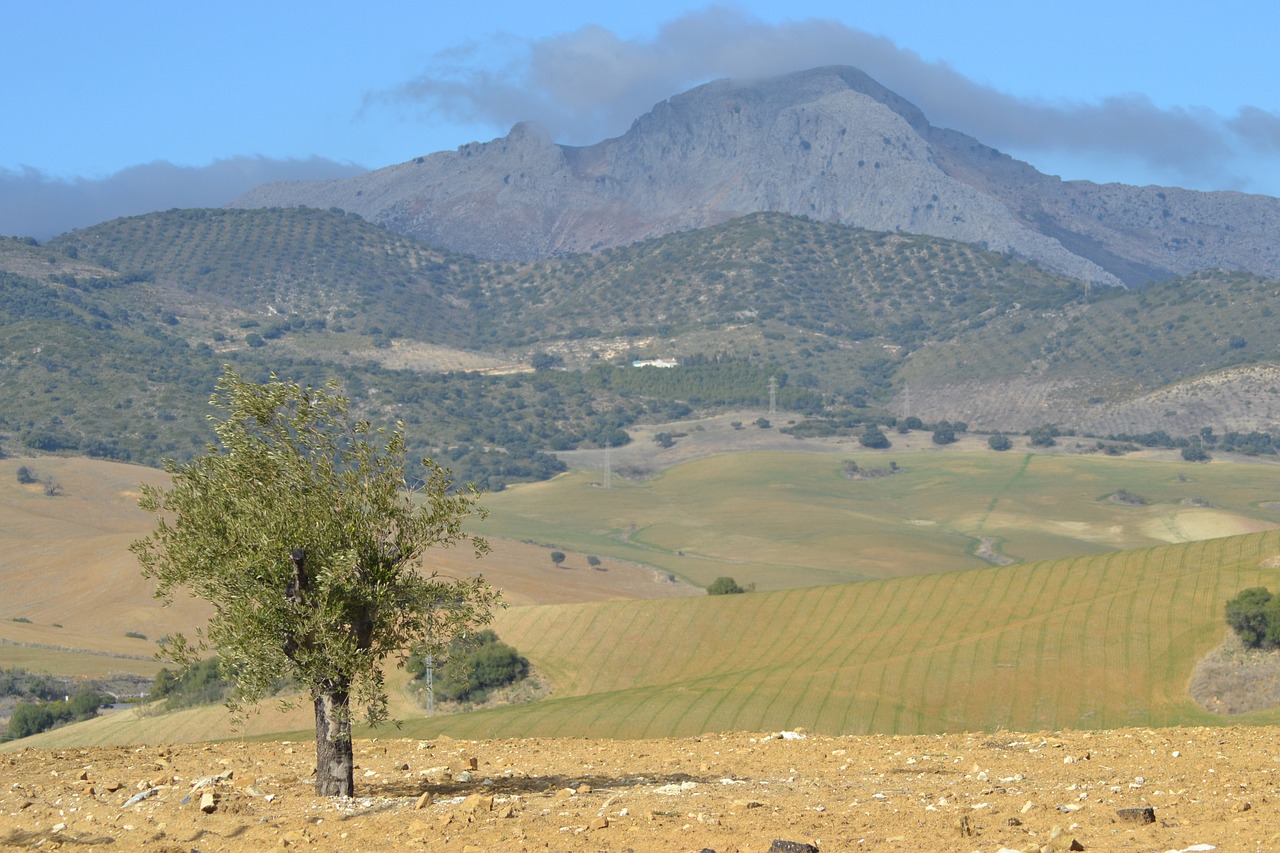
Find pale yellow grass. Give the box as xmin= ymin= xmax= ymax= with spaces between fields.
xmin=0 ymin=457 xmax=699 ymax=682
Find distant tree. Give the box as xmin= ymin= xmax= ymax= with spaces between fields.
xmin=931 ymin=421 xmax=957 ymax=445
xmin=1225 ymin=587 xmax=1276 ymax=648
xmin=431 ymin=630 xmax=529 ymax=703
xmin=1181 ymin=445 xmax=1210 ymax=462
xmin=131 ymin=368 xmax=498 ymax=797
xmin=1029 ymin=424 xmax=1059 ymax=447
xmin=586 ymin=555 xmax=602 ymax=569
xmin=988 ymin=433 xmax=1012 ymax=452
xmin=531 ymin=352 xmax=563 ymax=371
xmin=859 ymin=424 xmax=891 ymax=449
xmin=550 ymin=551 xmax=566 ymax=567
xmin=707 ymin=576 xmax=746 ymax=595
xmin=755 ymin=418 xmax=771 ymax=429
xmin=15 ymin=466 xmax=36 ymax=484
xmin=6 ymin=702 xmax=54 ymax=739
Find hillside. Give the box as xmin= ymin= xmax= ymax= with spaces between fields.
xmin=234 ymin=66 xmax=1280 ymax=288
xmin=6 ymin=207 xmax=1280 ymax=486
xmin=7 ymin=452 xmax=1280 ymax=749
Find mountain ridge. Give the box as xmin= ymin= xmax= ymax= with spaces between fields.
xmin=233 ymin=66 xmax=1280 ymax=287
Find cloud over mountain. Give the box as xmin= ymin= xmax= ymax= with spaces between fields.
xmin=382 ymin=6 xmax=1278 ymax=195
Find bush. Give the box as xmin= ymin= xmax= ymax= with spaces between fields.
xmin=149 ymin=657 xmax=234 ymax=710
xmin=988 ymin=433 xmax=1012 ymax=451
xmin=859 ymin=425 xmax=891 ymax=449
xmin=549 ymin=551 xmax=566 ymax=567
xmin=7 ymin=702 xmax=55 ymax=739
xmin=6 ymin=688 xmax=107 ymax=740
xmin=16 ymin=466 xmax=37 ymax=485
xmin=428 ymin=630 xmax=529 ymax=704
xmin=1225 ymin=587 xmax=1280 ymax=649
xmin=707 ymin=576 xmax=746 ymax=595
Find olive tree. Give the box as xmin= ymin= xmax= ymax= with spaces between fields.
xmin=131 ymin=369 xmax=499 ymax=797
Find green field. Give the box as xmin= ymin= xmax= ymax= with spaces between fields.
xmin=10 ymin=450 xmax=1280 ymax=749
xmin=388 ymin=529 xmax=1280 ymax=741
xmin=475 ymin=451 xmax=1280 ymax=590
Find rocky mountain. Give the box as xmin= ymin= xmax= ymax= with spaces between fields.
xmin=233 ymin=66 xmax=1280 ymax=288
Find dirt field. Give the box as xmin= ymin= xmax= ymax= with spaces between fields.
xmin=2 ymin=725 xmax=1272 ymax=852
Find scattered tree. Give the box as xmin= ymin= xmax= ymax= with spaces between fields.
xmin=550 ymin=551 xmax=566 ymax=567
xmin=859 ymin=424 xmax=891 ymax=449
xmin=707 ymin=576 xmax=747 ymax=595
xmin=1029 ymin=424 xmax=1059 ymax=447
xmin=988 ymin=433 xmax=1012 ymax=451
xmin=429 ymin=630 xmax=529 ymax=703
xmin=15 ymin=466 xmax=36 ymax=484
xmin=586 ymin=555 xmax=602 ymax=569
xmin=1225 ymin=587 xmax=1280 ymax=649
xmin=131 ymin=368 xmax=498 ymax=797
xmin=931 ymin=421 xmax=957 ymax=445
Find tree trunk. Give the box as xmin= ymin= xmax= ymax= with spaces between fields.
xmin=314 ymin=690 xmax=354 ymax=797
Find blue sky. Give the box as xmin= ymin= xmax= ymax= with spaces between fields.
xmin=4 ymin=1 xmax=1278 ymax=238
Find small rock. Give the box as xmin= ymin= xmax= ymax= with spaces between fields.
xmin=1115 ymin=806 xmax=1156 ymax=824
xmin=461 ymin=793 xmax=492 ymax=813
xmin=576 ymin=784 xmax=592 ymax=794
xmin=200 ymin=790 xmax=216 ymax=813
xmin=588 ymin=815 xmax=609 ymax=830
xmin=414 ymin=791 xmax=431 ymax=810
xmin=768 ymin=842 xmax=819 ymax=853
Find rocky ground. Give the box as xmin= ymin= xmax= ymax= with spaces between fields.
xmin=3 ymin=726 xmax=1275 ymax=852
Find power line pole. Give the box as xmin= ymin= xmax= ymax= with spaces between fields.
xmin=604 ymin=440 xmax=612 ymax=490
xmin=768 ymin=376 xmax=777 ymax=415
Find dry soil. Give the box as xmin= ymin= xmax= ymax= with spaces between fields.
xmin=3 ymin=725 xmax=1276 ymax=852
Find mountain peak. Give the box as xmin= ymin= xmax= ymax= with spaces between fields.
xmin=232 ymin=66 xmax=1280 ymax=286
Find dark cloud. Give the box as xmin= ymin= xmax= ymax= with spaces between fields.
xmin=381 ymin=5 xmax=1279 ymax=194
xmin=0 ymin=156 xmax=367 ymax=241
xmin=1229 ymin=106 xmax=1280 ymax=156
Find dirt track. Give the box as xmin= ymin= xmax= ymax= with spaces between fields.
xmin=3 ymin=726 xmax=1274 ymax=852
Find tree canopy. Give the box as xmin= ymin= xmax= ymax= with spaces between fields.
xmin=131 ymin=368 xmax=499 ymax=796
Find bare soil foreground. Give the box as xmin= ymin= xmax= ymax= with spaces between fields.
xmin=3 ymin=726 xmax=1275 ymax=852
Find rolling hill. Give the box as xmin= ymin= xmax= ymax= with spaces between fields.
xmin=6 ymin=207 xmax=1280 ymax=490
xmin=7 ymin=449 xmax=1280 ymax=748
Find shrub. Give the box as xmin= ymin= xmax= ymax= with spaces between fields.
xmin=5 ymin=688 xmax=107 ymax=740
xmin=707 ymin=576 xmax=746 ymax=595
xmin=16 ymin=466 xmax=37 ymax=485
xmin=1225 ymin=587 xmax=1280 ymax=649
xmin=859 ymin=425 xmax=891 ymax=449
xmin=1182 ymin=445 xmax=1210 ymax=462
xmin=988 ymin=433 xmax=1012 ymax=451
xmin=428 ymin=630 xmax=529 ymax=704
xmin=549 ymin=551 xmax=566 ymax=567
xmin=149 ymin=657 xmax=234 ymax=710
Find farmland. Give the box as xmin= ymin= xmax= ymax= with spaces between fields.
xmin=477 ymin=440 xmax=1280 ymax=589
xmin=6 ymin=442 xmax=1280 ymax=749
